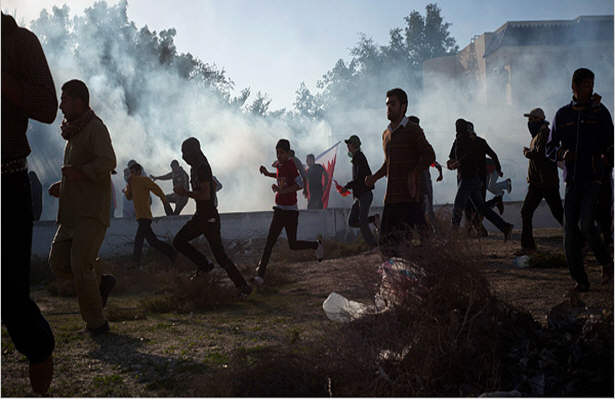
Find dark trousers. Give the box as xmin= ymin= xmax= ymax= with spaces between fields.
xmin=348 ymin=191 xmax=377 ymax=247
xmin=257 ymin=208 xmax=318 ymax=277
xmin=521 ymin=184 xmax=564 ymax=250
xmin=379 ymin=201 xmax=426 ymax=256
xmin=453 ymin=177 xmax=509 ymax=232
xmin=173 ymin=213 xmax=248 ymax=289
xmin=133 ymin=218 xmax=176 ymax=264
xmin=307 ymin=192 xmax=324 ymax=209
xmin=564 ymin=182 xmax=612 ymax=286
xmin=1 ymin=170 xmax=54 ymax=363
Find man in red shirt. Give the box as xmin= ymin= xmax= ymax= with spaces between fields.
xmin=254 ymin=139 xmax=324 ymax=285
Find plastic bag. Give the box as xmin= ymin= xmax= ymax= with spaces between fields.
xmin=322 ymin=292 xmax=369 ymax=322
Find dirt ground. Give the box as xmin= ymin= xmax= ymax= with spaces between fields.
xmin=1 ymin=228 xmax=612 ymax=396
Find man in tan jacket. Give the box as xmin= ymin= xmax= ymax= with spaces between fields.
xmin=48 ymin=80 xmax=117 ymax=335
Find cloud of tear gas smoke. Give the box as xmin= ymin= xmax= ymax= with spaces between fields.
xmin=11 ymin=2 xmax=335 ymax=220
xmin=323 ymin=16 xmax=614 ymax=210
xmin=11 ymin=2 xmax=614 ymax=221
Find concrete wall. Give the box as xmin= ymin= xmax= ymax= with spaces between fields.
xmin=31 ymin=200 xmax=562 ymax=259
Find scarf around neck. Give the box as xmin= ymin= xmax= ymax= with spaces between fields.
xmin=61 ymin=109 xmax=96 ymax=140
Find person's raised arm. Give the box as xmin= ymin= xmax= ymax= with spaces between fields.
xmin=259 ymin=165 xmax=277 ymax=178
xmin=151 ymin=171 xmax=173 ymax=181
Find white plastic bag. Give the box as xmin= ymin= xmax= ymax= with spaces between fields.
xmin=322 ymin=292 xmax=369 ymax=322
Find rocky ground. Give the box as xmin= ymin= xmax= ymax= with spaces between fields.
xmin=1 ymin=228 xmax=612 ymax=396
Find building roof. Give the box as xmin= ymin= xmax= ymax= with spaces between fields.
xmin=483 ymin=15 xmax=613 ymax=57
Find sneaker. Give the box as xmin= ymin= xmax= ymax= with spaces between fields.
xmin=503 ymin=223 xmax=514 ymax=241
xmin=189 ymin=262 xmax=214 ymax=280
xmin=29 ymin=355 xmax=53 ymax=394
xmin=315 ymin=239 xmax=324 ymax=262
xmin=506 ymin=178 xmax=512 ymax=193
xmin=495 ymin=196 xmax=504 ymax=215
xmin=252 ymin=276 xmax=265 ymax=286
xmin=99 ymin=274 xmax=116 ymax=308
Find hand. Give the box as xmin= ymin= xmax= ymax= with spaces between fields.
xmin=436 ymin=175 xmax=443 ymax=182
xmin=302 ymin=188 xmax=308 ymax=198
xmin=62 ymin=165 xmax=86 ymax=181
xmin=174 ymin=186 xmax=188 ymax=196
xmin=447 ymin=160 xmax=460 ymax=170
xmin=259 ymin=165 xmax=268 ymax=175
xmin=523 ymin=146 xmax=530 ymax=157
xmin=149 ymin=174 xmax=156 ymax=181
xmin=498 ymin=170 xmax=504 ymax=177
xmin=272 ymin=184 xmax=280 ymax=193
xmin=364 ymin=175 xmax=376 ymax=188
xmin=122 ymin=187 xmax=128 ymax=194
xmin=48 ymin=181 xmax=61 ymax=198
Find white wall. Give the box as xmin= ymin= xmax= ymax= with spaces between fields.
xmin=31 ymin=201 xmax=562 ymax=259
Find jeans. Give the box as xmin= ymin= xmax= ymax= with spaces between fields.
xmin=597 ymin=174 xmax=613 ymax=245
xmin=173 ymin=213 xmax=249 ymax=290
xmin=348 ymin=191 xmax=377 ymax=247
xmin=452 ymin=176 xmax=509 ymax=232
xmin=163 ymin=193 xmax=188 ymax=216
xmin=379 ymin=201 xmax=426 ymax=256
xmin=257 ymin=208 xmax=318 ymax=277
xmin=564 ymin=182 xmax=612 ymax=285
xmin=133 ymin=218 xmax=176 ymax=264
xmin=1 ymin=170 xmax=55 ymax=363
xmin=486 ymin=170 xmax=508 ymax=196
xmin=521 ymin=184 xmax=563 ymax=250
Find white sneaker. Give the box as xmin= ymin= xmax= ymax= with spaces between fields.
xmin=315 ymin=239 xmax=324 ymax=262
xmin=252 ymin=276 xmax=264 ymax=286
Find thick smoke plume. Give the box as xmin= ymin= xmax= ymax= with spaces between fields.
xmin=8 ymin=2 xmax=614 ymax=221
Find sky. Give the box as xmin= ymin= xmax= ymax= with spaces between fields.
xmin=4 ymin=0 xmax=614 ymax=110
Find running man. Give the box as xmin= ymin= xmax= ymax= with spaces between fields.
xmin=255 ymin=139 xmax=324 ymax=285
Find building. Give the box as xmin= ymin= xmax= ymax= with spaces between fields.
xmin=423 ymin=15 xmax=614 ymax=112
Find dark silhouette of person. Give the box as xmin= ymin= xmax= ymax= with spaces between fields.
xmin=305 ymin=153 xmax=328 ymax=209
xmin=172 ymin=137 xmax=252 ymax=296
xmin=29 ymin=171 xmax=43 ymax=221
xmin=1 ymin=12 xmax=56 ymax=394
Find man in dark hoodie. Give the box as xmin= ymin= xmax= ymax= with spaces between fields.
xmin=343 ymin=134 xmax=379 ymax=248
xmin=447 ymin=119 xmax=513 ymax=240
xmin=520 ymin=108 xmax=563 ymax=252
xmin=547 ymin=68 xmax=613 ymax=290
xmin=172 ymin=137 xmax=252 ymax=297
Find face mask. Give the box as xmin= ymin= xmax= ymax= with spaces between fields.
xmin=527 ymin=121 xmax=542 ymax=137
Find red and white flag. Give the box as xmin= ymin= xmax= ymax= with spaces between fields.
xmin=313 ymin=141 xmax=340 ymax=209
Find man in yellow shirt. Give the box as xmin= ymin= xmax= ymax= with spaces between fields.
xmin=124 ymin=163 xmax=177 ymax=267
xmin=48 ymin=80 xmax=116 ymax=336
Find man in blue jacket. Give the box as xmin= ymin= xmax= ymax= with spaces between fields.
xmin=547 ymin=68 xmax=614 ymax=290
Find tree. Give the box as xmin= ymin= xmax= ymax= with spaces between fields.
xmin=299 ymin=2 xmax=457 ymax=117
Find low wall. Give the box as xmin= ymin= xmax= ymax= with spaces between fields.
xmin=31 ymin=201 xmax=561 ymax=259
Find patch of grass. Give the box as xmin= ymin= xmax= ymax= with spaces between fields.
xmin=92 ymin=374 xmax=125 ymax=396
xmin=204 ymin=351 xmax=229 ymax=366
xmin=106 ymin=306 xmax=147 ymax=321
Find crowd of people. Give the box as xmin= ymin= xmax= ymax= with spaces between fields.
xmin=2 ymin=13 xmax=613 ymax=394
